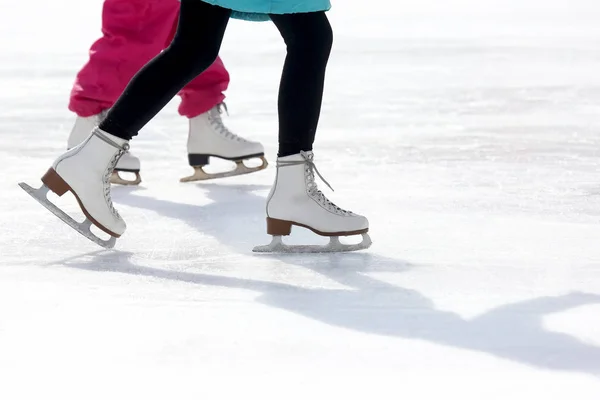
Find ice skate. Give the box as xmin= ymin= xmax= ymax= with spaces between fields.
xmin=253 ymin=151 xmax=371 ymax=253
xmin=19 ymin=128 xmax=129 ymax=248
xmin=180 ymin=103 xmax=267 ymax=182
xmin=68 ymin=111 xmax=141 ymax=185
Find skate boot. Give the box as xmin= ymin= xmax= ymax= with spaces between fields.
xmin=253 ymin=151 xmax=371 ymax=253
xmin=180 ymin=103 xmax=268 ymax=182
xmin=18 ymin=128 xmax=129 ymax=248
xmin=68 ymin=111 xmax=141 ymax=185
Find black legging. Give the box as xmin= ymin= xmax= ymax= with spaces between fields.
xmin=99 ymin=0 xmax=333 ymax=157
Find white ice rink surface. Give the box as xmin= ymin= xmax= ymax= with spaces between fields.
xmin=2 ymin=0 xmax=600 ymax=398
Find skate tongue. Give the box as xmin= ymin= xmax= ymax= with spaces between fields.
xmin=300 ymin=150 xmax=333 ymax=192
xmin=277 ymin=151 xmax=334 ymax=192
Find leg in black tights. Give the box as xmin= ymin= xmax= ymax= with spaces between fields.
xmin=100 ymin=1 xmax=231 ymax=139
xmin=269 ymin=12 xmax=333 ymax=157
xmin=99 ymin=0 xmax=333 ymax=159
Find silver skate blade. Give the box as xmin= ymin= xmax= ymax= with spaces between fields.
xmin=252 ymin=233 xmax=372 ymax=253
xmin=110 ymin=170 xmax=141 ymax=186
xmin=180 ymin=157 xmax=268 ymax=182
xmin=18 ymin=182 xmax=117 ymax=249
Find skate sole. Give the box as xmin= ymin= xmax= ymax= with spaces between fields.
xmin=267 ymin=217 xmax=369 ymax=237
xmin=18 ymin=183 xmax=117 ymax=249
xmin=180 ymin=156 xmax=268 ymax=182
xmin=188 ymin=152 xmax=265 ymax=165
xmin=18 ymin=168 xmax=120 ymax=249
xmin=252 ymin=218 xmax=371 ymax=253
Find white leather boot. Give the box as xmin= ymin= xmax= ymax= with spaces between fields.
xmin=254 ymin=151 xmax=371 ymax=253
xmin=43 ymin=127 xmax=128 ymax=238
xmin=68 ymin=112 xmax=141 ymax=185
xmin=180 ymin=103 xmax=267 ymax=181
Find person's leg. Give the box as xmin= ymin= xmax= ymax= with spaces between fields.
xmin=67 ymin=0 xmax=182 ymax=184
xmin=161 ymin=8 xmax=265 ymax=182
xmin=269 ymin=12 xmax=333 ymax=157
xmin=99 ymin=1 xmax=231 ymax=139
xmin=68 ymin=0 xmax=180 ymax=118
xmin=178 ymin=56 xmax=230 ymax=117
xmin=159 ymin=0 xmax=231 ymax=118
xmin=262 ymin=12 xmax=370 ymax=248
xmin=39 ymin=1 xmax=232 ymax=241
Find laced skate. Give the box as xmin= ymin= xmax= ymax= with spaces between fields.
xmin=19 ymin=128 xmax=129 ymax=249
xmin=180 ymin=103 xmax=267 ymax=182
xmin=253 ymin=151 xmax=371 ymax=253
xmin=67 ymin=110 xmax=141 ymax=186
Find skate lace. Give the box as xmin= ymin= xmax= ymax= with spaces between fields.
xmin=277 ymin=151 xmax=354 ymax=216
xmin=208 ymin=103 xmax=248 ymax=143
xmin=93 ymin=129 xmax=129 ymax=219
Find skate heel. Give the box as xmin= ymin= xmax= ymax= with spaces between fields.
xmin=188 ymin=154 xmax=210 ymax=166
xmin=267 ymin=218 xmax=292 ymax=236
xmin=41 ymin=168 xmax=70 ymax=196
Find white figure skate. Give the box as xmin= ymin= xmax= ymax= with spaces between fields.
xmin=253 ymin=151 xmax=371 ymax=253
xmin=68 ymin=111 xmax=141 ymax=185
xmin=180 ymin=103 xmax=267 ymax=182
xmin=19 ymin=128 xmax=129 ymax=248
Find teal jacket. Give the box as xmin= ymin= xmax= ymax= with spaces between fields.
xmin=199 ymin=0 xmax=331 ymax=21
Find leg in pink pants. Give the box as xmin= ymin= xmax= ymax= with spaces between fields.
xmin=68 ymin=0 xmax=229 ymax=119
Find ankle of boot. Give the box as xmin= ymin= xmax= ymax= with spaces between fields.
xmin=94 ymin=128 xmax=130 ymax=149
xmin=98 ymin=117 xmax=134 ymax=141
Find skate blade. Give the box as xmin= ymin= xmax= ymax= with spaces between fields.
xmin=18 ymin=182 xmax=117 ymax=249
xmin=110 ymin=171 xmax=141 ymax=186
xmin=252 ymin=233 xmax=372 ymax=253
xmin=180 ymin=156 xmax=268 ymax=182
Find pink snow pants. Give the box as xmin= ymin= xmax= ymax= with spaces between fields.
xmin=69 ymin=0 xmax=230 ymax=118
